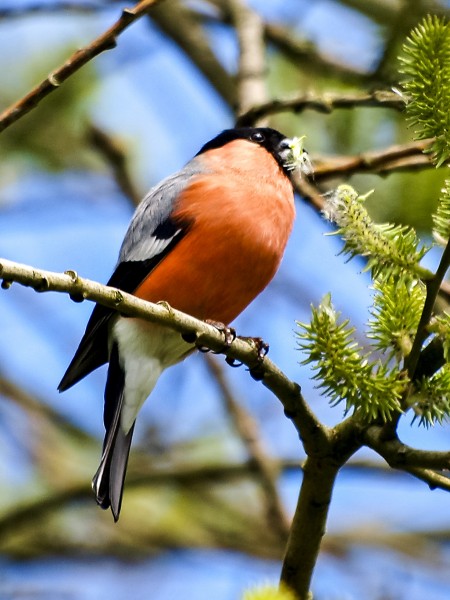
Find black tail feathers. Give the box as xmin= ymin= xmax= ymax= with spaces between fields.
xmin=92 ymin=425 xmax=135 ymax=521
xmin=92 ymin=343 xmax=135 ymax=522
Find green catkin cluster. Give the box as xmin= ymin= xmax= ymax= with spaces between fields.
xmin=323 ymin=185 xmax=429 ymax=280
xmin=369 ymin=276 xmax=426 ymax=360
xmin=432 ymin=180 xmax=450 ymax=244
xmin=400 ymin=15 xmax=450 ymax=166
xmin=430 ymin=312 xmax=450 ymax=362
xmin=297 ymin=15 xmax=450 ymax=427
xmin=413 ymin=365 xmax=450 ymax=426
xmin=296 ymin=295 xmax=406 ymax=421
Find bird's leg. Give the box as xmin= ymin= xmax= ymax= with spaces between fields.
xmin=197 ymin=319 xmax=237 ymax=354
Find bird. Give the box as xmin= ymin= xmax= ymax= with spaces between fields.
xmin=58 ymin=127 xmax=311 ymax=521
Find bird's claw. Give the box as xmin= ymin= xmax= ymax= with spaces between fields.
xmin=196 ymin=325 xmax=269 ymax=378
xmin=239 ymin=336 xmax=269 ymax=380
xmin=237 ymin=336 xmax=269 ymax=360
xmin=253 ymin=337 xmax=270 ymax=361
xmin=224 ymin=336 xmax=269 ymax=375
xmin=225 ymin=356 xmax=243 ymax=368
xmin=198 ymin=320 xmax=237 ymax=354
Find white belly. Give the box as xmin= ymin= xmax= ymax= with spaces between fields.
xmin=111 ymin=316 xmax=193 ymax=433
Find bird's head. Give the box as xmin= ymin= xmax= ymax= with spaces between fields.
xmin=197 ymin=127 xmax=312 ymax=178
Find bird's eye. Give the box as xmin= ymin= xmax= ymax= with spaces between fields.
xmin=250 ymin=131 xmax=265 ymax=143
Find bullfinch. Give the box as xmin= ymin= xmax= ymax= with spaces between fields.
xmin=59 ymin=127 xmax=310 ymax=521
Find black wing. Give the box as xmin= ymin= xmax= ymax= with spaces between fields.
xmin=58 ymin=163 xmax=202 ymax=392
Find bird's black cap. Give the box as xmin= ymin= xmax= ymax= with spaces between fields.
xmin=196 ymin=127 xmax=293 ymax=175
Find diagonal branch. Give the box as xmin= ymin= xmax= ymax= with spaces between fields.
xmin=87 ymin=123 xmax=142 ymax=207
xmin=404 ymin=467 xmax=450 ymax=493
xmin=264 ymin=21 xmax=372 ymax=85
xmin=406 ymin=235 xmax=450 ymax=380
xmin=0 ymin=0 xmax=163 ymax=134
xmin=206 ymin=0 xmax=373 ymax=85
xmin=0 ymin=257 xmax=328 ymax=451
xmin=0 ymin=373 xmax=94 ymax=443
xmin=364 ymin=426 xmax=450 ymax=471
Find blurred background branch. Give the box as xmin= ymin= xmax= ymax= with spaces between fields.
xmin=1 ymin=1 xmax=450 ymax=599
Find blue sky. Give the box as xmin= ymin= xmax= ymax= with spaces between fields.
xmin=1 ymin=2 xmax=450 ymax=599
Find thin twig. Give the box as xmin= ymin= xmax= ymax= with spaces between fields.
xmin=339 ymin=0 xmax=450 ymax=24
xmin=207 ymin=0 xmax=373 ymax=85
xmin=0 ymin=0 xmax=162 ymax=134
xmin=291 ymin=139 xmax=434 ymax=212
xmin=407 ymin=236 xmax=450 ymax=380
xmin=405 ymin=467 xmax=450 ymax=492
xmin=264 ymin=22 xmax=372 ymax=85
xmin=0 ymin=374 xmax=94 ymax=443
xmin=0 ymin=1 xmax=120 ymax=17
xmin=291 ymin=172 xmax=326 ymax=212
xmin=335 ymin=0 xmax=403 ymax=24
xmin=205 ymin=355 xmax=291 ymax=540
xmin=237 ymin=90 xmax=405 ymax=127
xmin=87 ymin=123 xmax=142 ymax=206
xmin=313 ymin=139 xmax=434 ymax=181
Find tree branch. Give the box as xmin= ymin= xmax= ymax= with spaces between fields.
xmin=288 ymin=139 xmax=434 ymax=215
xmin=280 ymin=456 xmax=340 ymax=600
xmin=236 ymin=90 xmax=405 ymax=127
xmin=407 ymin=235 xmax=450 ymax=380
xmin=0 ymin=1 xmax=112 ymax=17
xmin=228 ymin=0 xmax=268 ymax=118
xmin=404 ymin=466 xmax=450 ymax=493
xmin=279 ymin=408 xmax=364 ymax=598
xmin=0 ymin=257 xmax=328 ymax=450
xmin=0 ymin=0 xmax=163 ymax=134
xmin=206 ymin=0 xmax=373 ymax=85
xmin=313 ymin=139 xmax=434 ymax=182
xmin=0 ymin=373 xmax=94 ymax=444
xmin=364 ymin=426 xmax=450 ymax=471
xmin=264 ymin=22 xmax=372 ymax=85
xmin=148 ymin=0 xmax=235 ymax=106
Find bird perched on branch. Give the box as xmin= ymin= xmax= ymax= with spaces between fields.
xmin=59 ymin=127 xmax=311 ymax=521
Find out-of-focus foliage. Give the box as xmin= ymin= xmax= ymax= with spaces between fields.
xmin=0 ymin=49 xmax=98 ymax=181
